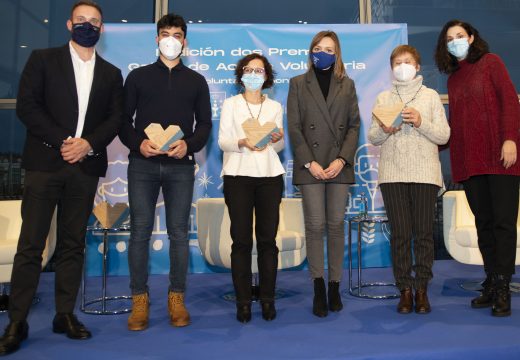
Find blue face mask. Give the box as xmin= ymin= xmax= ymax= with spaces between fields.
xmin=312 ymin=51 xmax=336 ymax=70
xmin=71 ymin=22 xmax=101 ymax=48
xmin=447 ymin=38 xmax=470 ymax=59
xmin=241 ymin=73 xmax=265 ymax=91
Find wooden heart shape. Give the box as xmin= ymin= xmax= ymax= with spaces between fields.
xmin=241 ymin=118 xmax=279 ymax=148
xmin=144 ymin=123 xmax=184 ymax=152
xmin=92 ymin=201 xmax=129 ymax=229
xmin=372 ymin=102 xmax=405 ymax=128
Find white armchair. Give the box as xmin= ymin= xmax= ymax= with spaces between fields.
xmin=0 ymin=200 xmax=57 ymax=310
xmin=442 ymin=191 xmax=520 ymax=289
xmin=196 ymin=198 xmax=306 ymax=298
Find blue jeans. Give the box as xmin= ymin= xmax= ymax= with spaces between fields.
xmin=127 ymin=157 xmax=194 ymax=295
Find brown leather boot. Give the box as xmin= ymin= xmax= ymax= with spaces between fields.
xmin=127 ymin=293 xmax=149 ymax=331
xmin=415 ymin=288 xmax=431 ymax=314
xmin=397 ymin=288 xmax=413 ymax=314
xmin=168 ymin=291 xmax=190 ymax=327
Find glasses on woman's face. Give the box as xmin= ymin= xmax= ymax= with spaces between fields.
xmin=243 ymin=66 xmax=265 ymax=75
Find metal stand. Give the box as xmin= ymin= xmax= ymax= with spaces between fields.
xmin=346 ymin=216 xmax=399 ymax=299
xmin=81 ymin=226 xmax=132 ymax=315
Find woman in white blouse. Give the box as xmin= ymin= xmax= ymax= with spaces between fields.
xmin=218 ymin=54 xmax=285 ymax=324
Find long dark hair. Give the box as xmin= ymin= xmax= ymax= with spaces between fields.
xmin=434 ymin=19 xmax=489 ymax=74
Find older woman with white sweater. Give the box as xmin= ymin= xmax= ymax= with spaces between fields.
xmin=368 ymin=45 xmax=450 ymax=315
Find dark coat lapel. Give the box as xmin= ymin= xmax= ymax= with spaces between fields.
xmin=58 ymin=44 xmax=79 ymax=112
xmin=326 ymin=76 xmax=342 ymax=111
xmin=86 ymin=55 xmax=105 ymax=114
xmin=304 ymin=71 xmax=336 ymax=136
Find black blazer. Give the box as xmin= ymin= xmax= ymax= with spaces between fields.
xmin=16 ymin=44 xmax=123 ymax=177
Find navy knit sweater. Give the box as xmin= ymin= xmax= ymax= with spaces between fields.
xmin=119 ymin=59 xmax=212 ymax=164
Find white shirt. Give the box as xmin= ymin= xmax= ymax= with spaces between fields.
xmin=69 ymin=41 xmax=96 ymax=138
xmin=218 ymin=94 xmax=285 ymax=177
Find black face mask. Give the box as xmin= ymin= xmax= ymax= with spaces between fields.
xmin=71 ymin=22 xmax=101 ymax=48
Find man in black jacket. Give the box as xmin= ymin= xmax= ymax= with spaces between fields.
xmin=0 ymin=1 xmax=123 ymax=355
xmin=119 ymin=13 xmax=211 ymax=331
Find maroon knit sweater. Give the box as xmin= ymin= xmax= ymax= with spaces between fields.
xmin=447 ymin=53 xmax=520 ymax=183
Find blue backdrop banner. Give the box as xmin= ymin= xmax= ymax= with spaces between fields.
xmin=86 ymin=23 xmax=407 ymax=276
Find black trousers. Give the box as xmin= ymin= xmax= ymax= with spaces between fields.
xmin=462 ymin=174 xmax=519 ymax=276
xmin=223 ymin=175 xmax=283 ymax=305
xmin=380 ymin=183 xmax=439 ymax=290
xmin=9 ymin=166 xmax=98 ymax=321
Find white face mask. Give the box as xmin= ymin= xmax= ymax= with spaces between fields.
xmin=393 ymin=63 xmax=417 ymax=82
xmin=159 ymin=36 xmax=183 ymax=61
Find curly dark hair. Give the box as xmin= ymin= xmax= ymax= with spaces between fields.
xmin=434 ymin=19 xmax=489 ymax=74
xmin=157 ymin=13 xmax=187 ymax=37
xmin=234 ymin=54 xmax=275 ymax=90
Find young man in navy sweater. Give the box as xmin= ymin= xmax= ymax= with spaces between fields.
xmin=119 ymin=13 xmax=211 ymax=331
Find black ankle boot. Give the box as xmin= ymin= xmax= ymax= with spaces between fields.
xmin=328 ymin=281 xmax=343 ymax=312
xmin=471 ymin=273 xmax=496 ymax=309
xmin=260 ymin=302 xmax=276 ymax=321
xmin=313 ymin=278 xmax=328 ymax=317
xmin=236 ymin=304 xmax=252 ymax=323
xmin=492 ymin=275 xmax=511 ymax=317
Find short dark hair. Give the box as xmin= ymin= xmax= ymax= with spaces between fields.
xmin=235 ymin=54 xmax=276 ymax=90
xmin=390 ymin=45 xmax=421 ymax=67
xmin=71 ymin=1 xmax=103 ymax=20
xmin=435 ymin=19 xmax=489 ymax=74
xmin=157 ymin=13 xmax=187 ymax=37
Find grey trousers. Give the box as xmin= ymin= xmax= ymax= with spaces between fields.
xmin=300 ymin=183 xmax=349 ymax=281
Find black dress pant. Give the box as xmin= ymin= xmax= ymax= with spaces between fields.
xmin=223 ymin=175 xmax=283 ymax=305
xmin=380 ymin=183 xmax=439 ymax=290
xmin=462 ymin=174 xmax=519 ymax=276
xmin=9 ymin=166 xmax=98 ymax=321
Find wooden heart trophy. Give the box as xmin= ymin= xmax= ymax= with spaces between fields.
xmin=92 ymin=202 xmax=129 ymax=229
xmin=144 ymin=123 xmax=184 ymax=152
xmin=372 ymin=102 xmax=405 ymax=128
xmin=241 ymin=118 xmax=279 ymax=148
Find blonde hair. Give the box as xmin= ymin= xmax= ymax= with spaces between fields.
xmin=307 ymin=31 xmax=346 ymax=80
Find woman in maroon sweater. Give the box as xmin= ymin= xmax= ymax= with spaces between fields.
xmin=435 ymin=20 xmax=520 ymax=317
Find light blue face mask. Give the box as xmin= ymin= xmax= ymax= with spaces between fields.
xmin=241 ymin=73 xmax=265 ymax=91
xmin=447 ymin=38 xmax=470 ymax=59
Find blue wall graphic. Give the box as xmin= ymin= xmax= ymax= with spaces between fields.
xmin=85 ymin=23 xmax=407 ymax=276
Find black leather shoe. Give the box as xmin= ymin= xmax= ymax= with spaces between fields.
xmin=236 ymin=304 xmax=252 ymax=323
xmin=52 ymin=313 xmax=92 ymax=339
xmin=0 ymin=321 xmax=28 ymax=356
xmin=328 ymin=281 xmax=343 ymax=312
xmin=313 ymin=278 xmax=328 ymax=318
xmin=261 ymin=302 xmax=276 ymax=321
